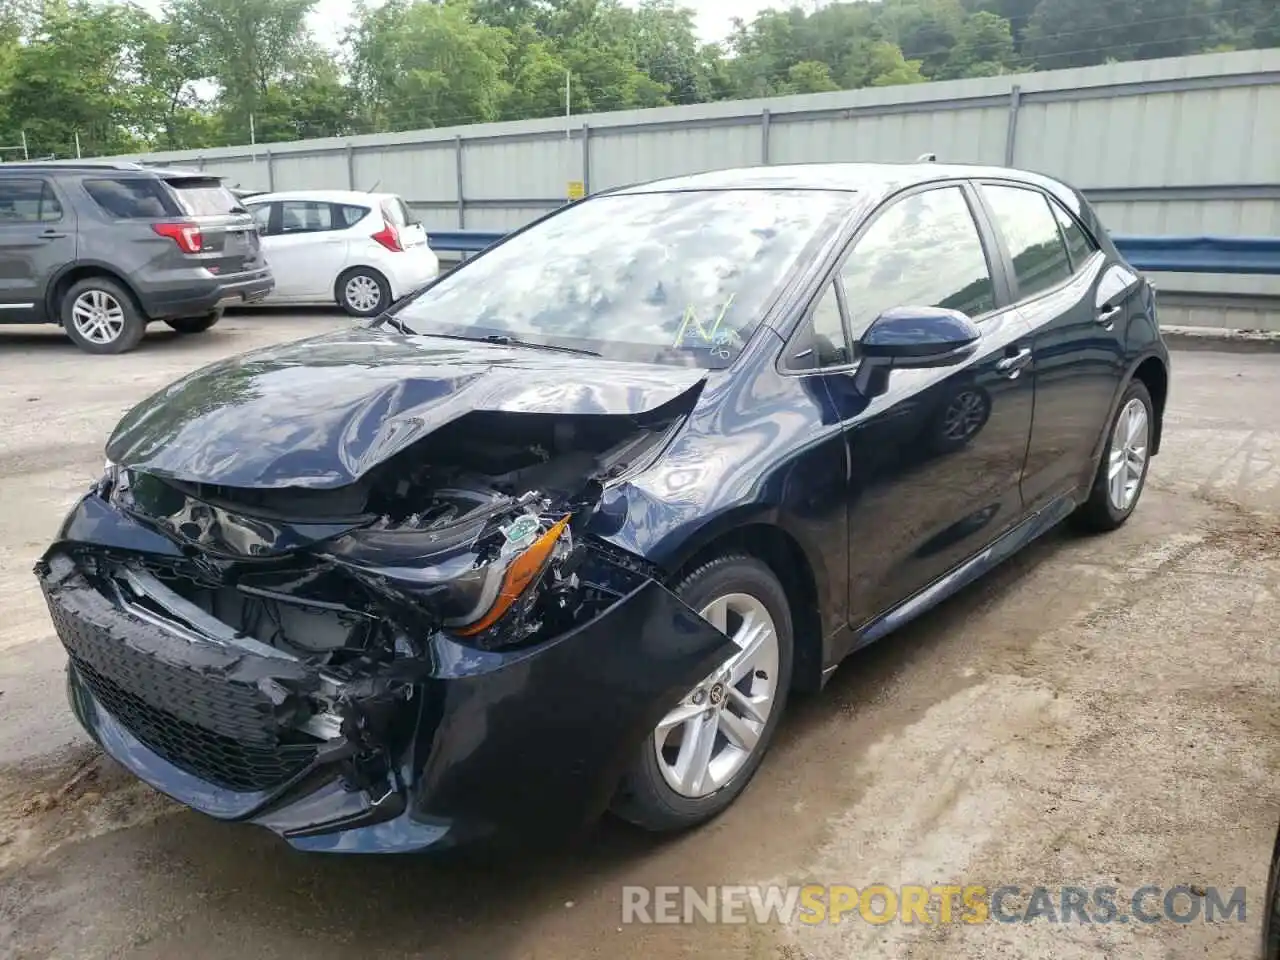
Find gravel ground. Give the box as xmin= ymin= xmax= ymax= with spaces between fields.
xmin=1 ymin=317 xmax=1278 ymax=960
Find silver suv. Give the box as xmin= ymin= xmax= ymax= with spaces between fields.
xmin=0 ymin=162 xmax=274 ymax=353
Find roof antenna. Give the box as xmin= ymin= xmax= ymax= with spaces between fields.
xmin=917 ymin=152 xmax=937 ymax=162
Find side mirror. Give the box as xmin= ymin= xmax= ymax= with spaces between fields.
xmin=853 ymin=306 xmax=980 ymax=397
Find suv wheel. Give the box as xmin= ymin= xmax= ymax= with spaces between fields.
xmin=165 ymin=310 xmax=222 ymax=335
xmin=337 ymin=268 xmax=390 ymax=318
xmin=61 ymin=278 xmax=145 ymax=354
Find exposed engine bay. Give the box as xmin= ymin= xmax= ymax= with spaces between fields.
xmin=37 ymin=406 xmax=699 ymax=801
xmin=99 ymin=408 xmax=684 ymax=659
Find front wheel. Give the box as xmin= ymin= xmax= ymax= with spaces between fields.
xmin=1071 ymin=379 xmax=1154 ymax=533
xmin=165 ymin=310 xmax=222 ymax=334
xmin=337 ymin=268 xmax=390 ymax=318
xmin=612 ymin=554 xmax=793 ymax=832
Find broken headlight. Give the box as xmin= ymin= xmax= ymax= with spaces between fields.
xmin=327 ymin=509 xmax=577 ymax=648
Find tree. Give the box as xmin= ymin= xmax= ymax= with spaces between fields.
xmin=786 ymin=60 xmax=841 ymax=94
xmin=170 ymin=0 xmax=317 ymax=142
xmin=941 ymin=9 xmax=1017 ymax=78
xmin=349 ymin=0 xmax=511 ymax=131
xmin=1024 ymin=0 xmax=1218 ymax=71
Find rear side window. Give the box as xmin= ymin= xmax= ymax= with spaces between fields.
xmin=164 ymin=177 xmax=243 ymax=216
xmin=981 ymin=184 xmax=1073 ymax=299
xmin=840 ymin=186 xmax=997 ymax=337
xmin=336 ymin=204 xmax=369 ymax=227
xmin=84 ymin=178 xmax=175 ymax=219
xmin=1050 ymin=200 xmax=1100 ymax=271
xmin=0 ymin=179 xmax=62 ymax=222
xmin=280 ymin=200 xmax=333 ymax=233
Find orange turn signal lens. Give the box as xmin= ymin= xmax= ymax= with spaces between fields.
xmin=454 ymin=516 xmax=571 ymax=637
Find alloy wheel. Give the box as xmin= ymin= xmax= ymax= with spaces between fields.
xmin=345 ymin=275 xmax=382 ymax=313
xmin=653 ymin=592 xmax=780 ymax=799
xmin=71 ymin=290 xmax=125 ymax=345
xmin=942 ymin=390 xmax=987 ymax=441
xmin=1107 ymin=397 xmax=1149 ymax=512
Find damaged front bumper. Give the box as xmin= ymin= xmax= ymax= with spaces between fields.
xmin=39 ymin=492 xmax=734 ymax=854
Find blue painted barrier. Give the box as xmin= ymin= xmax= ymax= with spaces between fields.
xmin=427 ymin=231 xmax=1280 ymax=276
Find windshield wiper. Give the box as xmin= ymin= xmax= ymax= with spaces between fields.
xmin=374 ymin=322 xmax=600 ymax=357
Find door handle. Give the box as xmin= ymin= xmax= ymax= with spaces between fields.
xmin=996 ymin=347 xmax=1033 ymax=379
xmin=40 ymin=231 xmax=67 ymax=239
xmin=1096 ymin=303 xmax=1123 ymax=326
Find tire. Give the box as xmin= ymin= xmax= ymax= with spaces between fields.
xmin=1265 ymin=823 xmax=1280 ymax=960
xmin=611 ymin=554 xmax=794 ymax=833
xmin=1070 ymin=379 xmax=1154 ymax=533
xmin=336 ymin=268 xmax=390 ymax=318
xmin=60 ymin=277 xmax=145 ymax=355
xmin=165 ymin=310 xmax=222 ymax=335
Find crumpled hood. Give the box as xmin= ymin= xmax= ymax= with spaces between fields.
xmin=106 ymin=327 xmax=706 ymax=489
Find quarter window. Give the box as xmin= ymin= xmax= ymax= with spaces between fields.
xmin=336 ymin=204 xmax=369 ymax=228
xmin=1050 ymin=200 xmax=1099 ymax=271
xmin=0 ymin=179 xmax=62 ymax=222
xmin=981 ymin=184 xmax=1073 ymax=299
xmin=280 ymin=200 xmax=333 ymax=233
xmin=839 ymin=186 xmax=997 ymax=340
xmin=84 ymin=178 xmax=172 ymax=219
xmin=790 ymin=283 xmax=849 ymax=370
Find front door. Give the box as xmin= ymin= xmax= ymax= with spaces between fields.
xmin=0 ymin=177 xmax=75 ymax=321
xmin=262 ymin=200 xmax=351 ymax=301
xmin=806 ymin=184 xmax=1036 ymax=627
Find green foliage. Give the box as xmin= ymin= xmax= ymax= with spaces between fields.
xmin=0 ymin=0 xmax=1270 ymax=157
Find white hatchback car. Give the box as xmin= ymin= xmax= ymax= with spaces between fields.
xmin=243 ymin=190 xmax=439 ymax=317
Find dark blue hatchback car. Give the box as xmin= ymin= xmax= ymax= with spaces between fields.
xmin=37 ymin=162 xmax=1168 ymax=852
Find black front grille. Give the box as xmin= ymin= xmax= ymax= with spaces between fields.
xmin=43 ymin=574 xmax=318 ymax=794
xmin=73 ymin=658 xmax=316 ymax=792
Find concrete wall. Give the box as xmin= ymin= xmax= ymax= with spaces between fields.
xmin=113 ymin=48 xmax=1280 ymax=330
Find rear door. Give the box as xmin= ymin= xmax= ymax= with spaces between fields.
xmin=160 ymin=175 xmax=264 ymax=277
xmin=785 ymin=183 xmax=1035 ymax=627
xmin=260 ymin=199 xmax=352 ymax=299
xmin=0 ymin=176 xmax=74 ymax=320
xmin=973 ymin=181 xmax=1127 ymax=512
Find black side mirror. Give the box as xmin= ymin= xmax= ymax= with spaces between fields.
xmin=853 ymin=306 xmax=980 ymax=397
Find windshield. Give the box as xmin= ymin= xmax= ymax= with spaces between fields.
xmin=384 ymin=189 xmax=854 ymax=368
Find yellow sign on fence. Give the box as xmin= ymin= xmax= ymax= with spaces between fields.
xmin=567 ymin=180 xmax=585 ymax=201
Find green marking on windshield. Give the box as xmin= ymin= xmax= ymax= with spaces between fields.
xmin=671 ymin=295 xmax=737 ymax=350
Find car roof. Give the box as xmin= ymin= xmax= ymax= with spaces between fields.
xmin=245 ymin=190 xmax=395 ymax=205
xmin=617 ymin=161 xmax=1075 ymax=206
xmin=0 ymin=160 xmax=211 ymax=178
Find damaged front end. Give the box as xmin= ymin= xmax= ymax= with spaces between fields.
xmin=37 ymin=405 xmax=734 ymax=852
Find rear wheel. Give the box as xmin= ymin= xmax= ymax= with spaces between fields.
xmin=165 ymin=310 xmax=222 ymax=335
xmin=61 ymin=277 xmax=145 ymax=355
xmin=337 ymin=267 xmax=390 ymax=318
xmin=612 ymin=555 xmax=793 ymax=832
xmin=1071 ymin=380 xmax=1153 ymax=532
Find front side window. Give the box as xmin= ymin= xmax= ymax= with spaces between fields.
xmin=385 ymin=189 xmax=855 ymax=369
xmin=840 ymin=186 xmax=997 ymax=338
xmin=248 ymin=202 xmax=273 ymax=233
xmin=0 ymin=179 xmax=62 ymax=222
xmin=981 ymin=184 xmax=1072 ymax=299
xmin=280 ymin=200 xmax=333 ymax=233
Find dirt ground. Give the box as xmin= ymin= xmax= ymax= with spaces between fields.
xmin=1 ymin=315 xmax=1278 ymax=960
